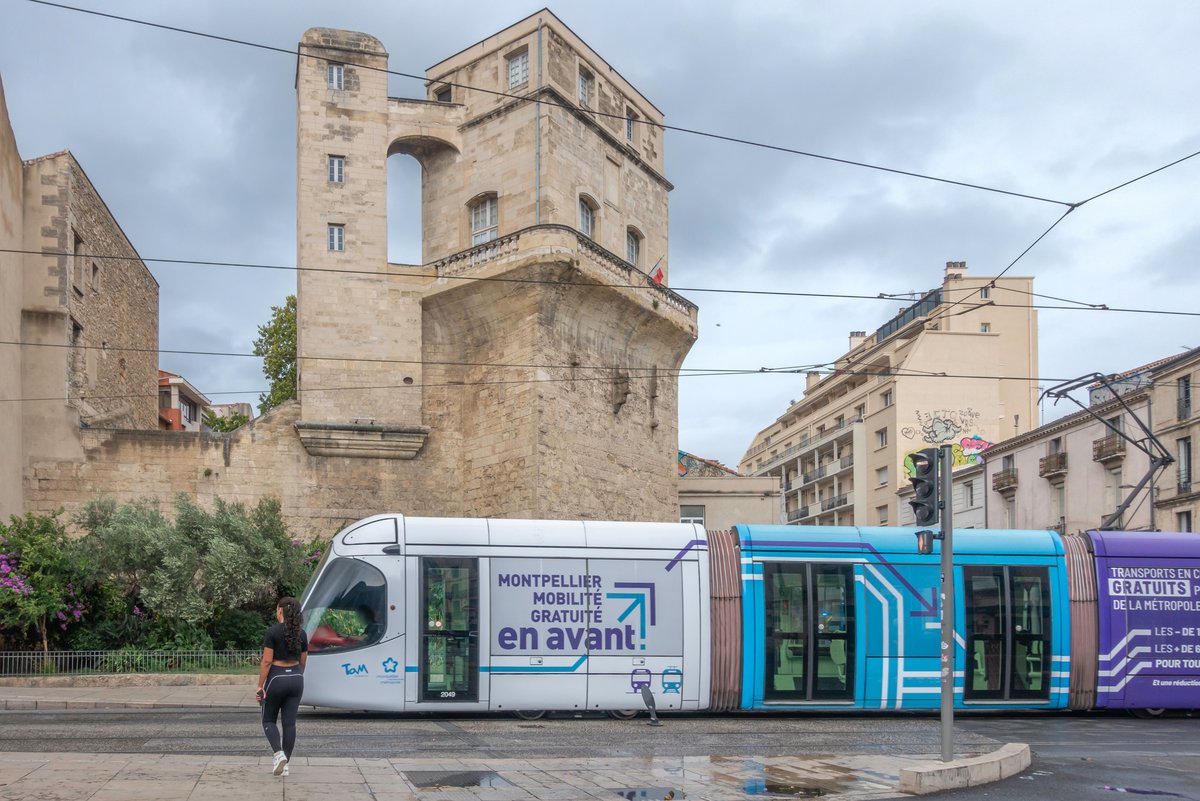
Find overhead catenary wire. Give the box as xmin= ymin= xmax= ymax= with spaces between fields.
xmin=12 ymin=1 xmax=1200 ymax=325
xmin=1 ymin=246 xmax=1197 ymax=318
xmin=0 ymin=347 xmax=1091 ymax=406
xmin=10 ymin=0 xmax=1199 ymax=437
xmin=23 ymin=0 xmax=1074 ymax=208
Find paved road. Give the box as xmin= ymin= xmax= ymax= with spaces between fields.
xmin=0 ymin=707 xmax=1004 ymax=761
xmin=950 ymin=712 xmax=1200 ymax=800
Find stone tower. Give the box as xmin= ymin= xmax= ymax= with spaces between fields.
xmin=294 ymin=12 xmax=698 ymax=520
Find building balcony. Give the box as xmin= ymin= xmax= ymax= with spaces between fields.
xmin=1038 ymin=452 xmax=1068 ymax=478
xmin=820 ymin=493 xmax=852 ymax=512
xmin=1093 ymin=435 xmax=1126 ymax=462
xmin=992 ymin=468 xmax=1019 ymax=492
xmin=787 ymin=506 xmax=808 ymax=522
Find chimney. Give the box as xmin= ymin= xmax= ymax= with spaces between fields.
xmin=945 ymin=260 xmax=967 ymax=279
xmin=848 ymin=330 xmax=867 ymax=350
xmin=806 ymin=371 xmax=821 ymax=389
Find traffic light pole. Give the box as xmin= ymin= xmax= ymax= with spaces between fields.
xmin=939 ymin=443 xmax=955 ymax=762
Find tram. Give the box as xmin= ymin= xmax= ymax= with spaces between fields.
xmin=297 ymin=515 xmax=1200 ymax=717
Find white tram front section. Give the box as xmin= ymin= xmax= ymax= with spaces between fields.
xmin=299 ymin=514 xmax=713 ymax=715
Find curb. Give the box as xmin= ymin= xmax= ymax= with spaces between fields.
xmin=896 ymin=742 xmax=1031 ymax=794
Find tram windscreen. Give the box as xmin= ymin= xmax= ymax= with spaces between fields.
xmin=302 ymin=558 xmax=388 ymax=652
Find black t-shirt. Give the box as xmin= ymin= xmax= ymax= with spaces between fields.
xmin=263 ymin=622 xmax=308 ymax=662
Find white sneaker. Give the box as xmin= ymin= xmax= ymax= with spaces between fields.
xmin=272 ymin=751 xmax=288 ymax=776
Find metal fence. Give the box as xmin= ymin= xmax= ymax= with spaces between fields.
xmin=0 ymin=650 xmax=260 ymax=676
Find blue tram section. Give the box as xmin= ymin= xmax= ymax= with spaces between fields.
xmin=735 ymin=525 xmax=1070 ymax=712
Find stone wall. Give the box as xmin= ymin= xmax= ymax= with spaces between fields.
xmin=0 ymin=76 xmax=24 ymax=518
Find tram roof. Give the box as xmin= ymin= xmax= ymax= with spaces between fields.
xmin=1087 ymin=529 xmax=1200 ymax=558
xmin=735 ymin=525 xmax=1065 ymax=557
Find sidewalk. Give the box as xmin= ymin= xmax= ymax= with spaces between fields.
xmin=0 ymin=676 xmax=1031 ymax=800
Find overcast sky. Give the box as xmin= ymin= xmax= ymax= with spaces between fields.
xmin=3 ymin=1 xmax=1197 ymax=469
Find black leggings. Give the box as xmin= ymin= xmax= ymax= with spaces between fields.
xmin=261 ymin=665 xmax=304 ymax=758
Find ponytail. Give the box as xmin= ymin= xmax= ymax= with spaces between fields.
xmin=279 ymin=596 xmax=303 ymax=654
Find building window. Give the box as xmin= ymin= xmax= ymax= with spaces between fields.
xmin=877 ymin=505 xmax=889 ymax=525
xmin=470 ymin=196 xmax=498 ymax=245
xmin=964 ymin=480 xmax=975 ymax=508
xmin=979 ymin=286 xmax=990 ymax=300
xmin=72 ymin=229 xmax=85 ymax=294
xmin=158 ymin=391 xmax=171 ymax=410
xmin=679 ymin=505 xmax=705 ymax=525
xmin=508 ymin=51 xmax=529 ymax=88
xmin=1180 ymin=376 xmax=1192 ymax=420
xmin=875 ymin=428 xmax=888 ymax=449
xmin=626 ymin=108 xmax=637 ymax=142
xmin=881 ymin=390 xmax=894 ymax=407
xmin=180 ymin=397 xmax=196 ymax=425
xmin=1005 ymin=495 xmax=1017 ymax=528
xmin=854 ymin=404 xmax=865 ymax=421
xmin=328 ymin=155 xmax=345 ymax=184
xmin=1179 ymin=437 xmax=1193 ymax=492
xmin=327 ymin=224 xmax=345 ymax=252
xmin=1002 ymin=454 xmax=1015 ymax=471
xmin=876 ymin=466 xmax=888 ymax=486
xmin=626 ymin=228 xmax=641 ymax=267
xmin=435 ymin=85 xmax=451 ymax=103
xmin=578 ymin=196 xmax=596 ymax=238
xmin=327 ymin=63 xmax=344 ymax=90
xmin=1048 ymin=437 xmax=1062 ymax=454
xmin=1050 ymin=482 xmax=1065 ymax=527
xmin=578 ymin=68 xmax=592 ymax=105
xmin=980 ymin=322 xmax=991 ymax=333
xmin=90 ymin=262 xmax=100 ymax=293
xmin=1178 ymin=511 xmax=1193 ymax=533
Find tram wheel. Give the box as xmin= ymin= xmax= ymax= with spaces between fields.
xmin=1129 ymin=707 xmax=1167 ymax=719
xmin=514 ymin=710 xmax=547 ymax=721
xmin=606 ymin=709 xmax=640 ymax=720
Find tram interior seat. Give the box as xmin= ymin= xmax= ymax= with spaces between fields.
xmin=775 ymin=640 xmax=805 ymax=690
xmin=830 ymin=639 xmax=846 ymax=683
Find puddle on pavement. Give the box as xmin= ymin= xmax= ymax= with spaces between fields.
xmin=613 ymin=789 xmax=685 ymax=800
xmin=403 ymin=770 xmax=512 ymax=789
xmin=743 ymin=778 xmax=834 ymax=797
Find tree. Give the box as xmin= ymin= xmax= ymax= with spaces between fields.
xmin=0 ymin=512 xmax=91 ymax=653
xmin=202 ymin=409 xmax=250 ymax=432
xmin=78 ymin=495 xmax=309 ymax=628
xmin=252 ymin=294 xmax=296 ymax=415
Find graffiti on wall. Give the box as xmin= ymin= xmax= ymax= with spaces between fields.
xmin=903 ymin=435 xmax=994 ymax=476
xmin=901 ymin=408 xmax=981 ymax=444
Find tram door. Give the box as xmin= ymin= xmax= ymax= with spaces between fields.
xmin=763 ymin=563 xmax=855 ymax=702
xmin=419 ymin=557 xmax=479 ymax=702
xmin=963 ymin=566 xmax=1051 ymax=701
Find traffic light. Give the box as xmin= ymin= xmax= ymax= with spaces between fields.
xmin=909 ymin=447 xmax=940 ymax=527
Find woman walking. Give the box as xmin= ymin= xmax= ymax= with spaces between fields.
xmin=257 ymin=596 xmax=308 ymax=776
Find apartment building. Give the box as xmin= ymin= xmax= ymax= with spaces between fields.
xmin=739 ymin=262 xmax=1038 ymax=527
xmin=1151 ymin=347 xmax=1199 ymax=531
xmin=981 ymin=347 xmax=1199 ymax=534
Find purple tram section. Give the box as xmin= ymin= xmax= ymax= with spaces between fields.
xmin=1089 ymin=530 xmax=1200 ymax=710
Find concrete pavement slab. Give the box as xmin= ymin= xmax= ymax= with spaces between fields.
xmin=0 ymin=677 xmax=1030 ymax=799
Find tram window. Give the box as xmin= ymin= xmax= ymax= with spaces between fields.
xmin=763 ymin=563 xmax=854 ymax=702
xmin=963 ymin=565 xmax=1051 ymax=702
xmin=303 ymin=558 xmax=387 ymax=652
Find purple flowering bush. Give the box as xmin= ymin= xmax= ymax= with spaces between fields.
xmin=0 ymin=512 xmax=91 ymax=653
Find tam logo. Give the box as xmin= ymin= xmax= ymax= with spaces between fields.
xmin=341 ymin=662 xmax=368 ymax=676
